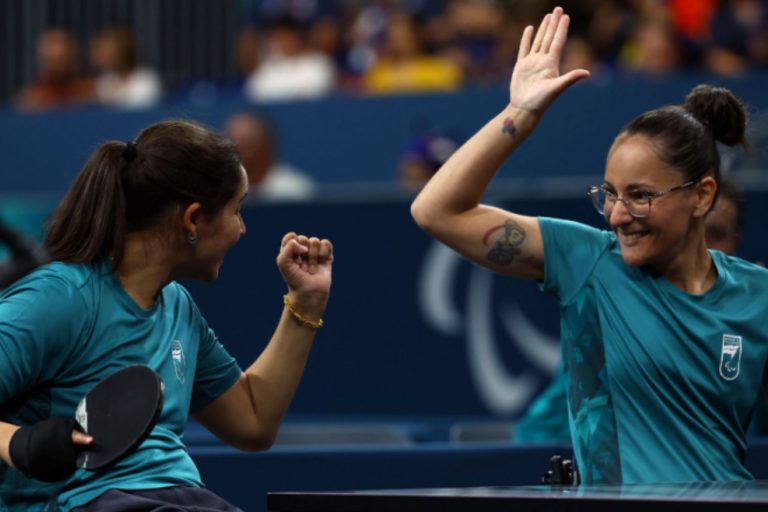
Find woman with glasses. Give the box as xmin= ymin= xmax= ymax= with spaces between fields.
xmin=412 ymin=6 xmax=766 ymax=484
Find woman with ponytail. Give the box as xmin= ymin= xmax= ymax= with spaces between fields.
xmin=412 ymin=7 xmax=768 ymax=484
xmin=0 ymin=119 xmax=333 ymax=510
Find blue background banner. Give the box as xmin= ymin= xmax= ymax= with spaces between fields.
xmin=1 ymin=76 xmax=767 ymax=196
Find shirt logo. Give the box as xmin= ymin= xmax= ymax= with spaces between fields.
xmin=719 ymin=334 xmax=742 ymax=381
xmin=171 ymin=340 xmax=186 ymax=384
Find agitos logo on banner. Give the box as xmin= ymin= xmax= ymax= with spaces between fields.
xmin=417 ymin=241 xmax=561 ymax=416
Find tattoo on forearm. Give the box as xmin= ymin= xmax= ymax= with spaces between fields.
xmin=501 ymin=117 xmax=517 ymax=137
xmin=483 ymin=220 xmax=526 ymax=266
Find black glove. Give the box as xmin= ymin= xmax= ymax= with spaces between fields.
xmin=9 ymin=418 xmax=80 ymax=482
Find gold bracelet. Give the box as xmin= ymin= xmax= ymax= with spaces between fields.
xmin=283 ymin=294 xmax=324 ymax=330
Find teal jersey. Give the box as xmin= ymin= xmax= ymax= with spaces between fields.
xmin=539 ymin=217 xmax=768 ymax=484
xmin=0 ymin=261 xmax=242 ymax=511
xmin=514 ymin=362 xmax=571 ymax=444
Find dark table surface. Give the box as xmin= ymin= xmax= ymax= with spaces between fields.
xmin=268 ymin=480 xmax=768 ymax=512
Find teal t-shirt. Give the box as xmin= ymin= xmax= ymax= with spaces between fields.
xmin=539 ymin=217 xmax=768 ymax=484
xmin=514 ymin=362 xmax=571 ymax=445
xmin=0 ymin=261 xmax=242 ymax=511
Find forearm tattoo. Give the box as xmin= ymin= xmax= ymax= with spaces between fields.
xmin=501 ymin=117 xmax=517 ymax=137
xmin=483 ymin=219 xmax=526 ymax=266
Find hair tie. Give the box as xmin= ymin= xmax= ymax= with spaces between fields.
xmin=122 ymin=141 xmax=138 ymax=162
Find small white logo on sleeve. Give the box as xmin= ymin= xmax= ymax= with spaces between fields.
xmin=171 ymin=340 xmax=186 ymax=384
xmin=719 ymin=334 xmax=742 ymax=381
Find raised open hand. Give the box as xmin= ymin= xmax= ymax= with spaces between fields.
xmin=509 ymin=7 xmax=590 ymax=117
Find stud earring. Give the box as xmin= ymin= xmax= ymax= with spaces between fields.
xmin=187 ymin=232 xmax=198 ymax=244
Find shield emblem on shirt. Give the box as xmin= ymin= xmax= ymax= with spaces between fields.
xmin=719 ymin=334 xmax=742 ymax=381
xmin=171 ymin=339 xmax=186 ymax=384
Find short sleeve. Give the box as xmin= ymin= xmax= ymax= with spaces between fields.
xmin=0 ymin=270 xmax=89 ymax=404
xmin=190 ymin=324 xmax=242 ymax=412
xmin=538 ymin=217 xmax=613 ymax=303
xmin=174 ymin=287 xmax=242 ymax=412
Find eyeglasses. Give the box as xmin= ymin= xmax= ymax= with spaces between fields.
xmin=587 ymin=180 xmax=698 ymax=219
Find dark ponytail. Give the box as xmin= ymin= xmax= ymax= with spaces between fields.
xmin=44 ymin=142 xmax=128 ymax=267
xmin=618 ymin=84 xmax=749 ymax=184
xmin=44 ymin=119 xmax=242 ymax=268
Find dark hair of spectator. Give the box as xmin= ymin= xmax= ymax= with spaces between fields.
xmin=103 ymin=27 xmax=138 ymax=73
xmin=44 ymin=119 xmax=242 ymax=268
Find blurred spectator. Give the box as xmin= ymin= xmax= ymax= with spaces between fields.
xmin=562 ymin=35 xmax=606 ymax=79
xmin=431 ymin=0 xmax=508 ymax=84
xmin=398 ymin=129 xmax=459 ymax=191
xmin=89 ymin=27 xmax=162 ymax=109
xmin=6 ymin=1 xmax=768 ymax=107
xmin=308 ymin=16 xmax=344 ymax=62
xmin=705 ymin=0 xmax=768 ymax=77
xmin=668 ymin=0 xmax=718 ymax=42
xmin=236 ymin=27 xmax=263 ymax=80
xmin=15 ymin=28 xmax=96 ymax=111
xmin=619 ymin=19 xmax=683 ymax=77
xmin=224 ymin=111 xmax=315 ymax=200
xmin=340 ymin=1 xmax=389 ymax=82
xmin=664 ymin=0 xmax=717 ymax=69
xmin=363 ymin=11 xmax=462 ymax=94
xmin=244 ymin=16 xmax=336 ymax=102
xmin=586 ymin=0 xmax=638 ymax=67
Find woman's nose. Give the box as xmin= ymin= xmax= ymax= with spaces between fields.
xmin=608 ymin=198 xmax=634 ymax=226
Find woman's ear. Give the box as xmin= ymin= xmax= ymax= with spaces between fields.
xmin=182 ymin=202 xmax=203 ymax=237
xmin=693 ymin=176 xmax=717 ymax=218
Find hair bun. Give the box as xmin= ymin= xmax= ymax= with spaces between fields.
xmin=683 ymin=84 xmax=747 ymax=147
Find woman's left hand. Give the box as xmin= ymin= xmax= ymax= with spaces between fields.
xmin=508 ymin=6 xmax=590 ymax=117
xmin=276 ymin=232 xmax=333 ymax=302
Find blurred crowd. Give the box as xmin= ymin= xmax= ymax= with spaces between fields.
xmin=240 ymin=0 xmax=767 ymax=100
xmin=11 ymin=0 xmax=768 ymax=112
xmin=15 ymin=26 xmax=162 ymax=111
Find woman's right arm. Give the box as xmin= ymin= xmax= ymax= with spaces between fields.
xmin=0 ymin=272 xmax=93 ymax=474
xmin=0 ymin=421 xmax=20 ymax=466
xmin=411 ymin=7 xmax=589 ymax=281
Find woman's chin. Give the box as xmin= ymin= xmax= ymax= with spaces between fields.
xmin=206 ymin=264 xmax=222 ymax=281
xmin=193 ymin=263 xmax=222 ymax=282
xmin=620 ymin=248 xmax=646 ymax=268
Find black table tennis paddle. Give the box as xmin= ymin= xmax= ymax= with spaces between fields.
xmin=74 ymin=365 xmax=164 ymax=470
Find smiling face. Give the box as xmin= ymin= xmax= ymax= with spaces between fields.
xmin=179 ymin=166 xmax=248 ymax=281
xmin=603 ymin=134 xmax=707 ymax=272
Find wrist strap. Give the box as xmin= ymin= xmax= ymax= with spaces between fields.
xmin=283 ymin=294 xmax=323 ymax=330
xmin=9 ymin=418 xmax=79 ymax=482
